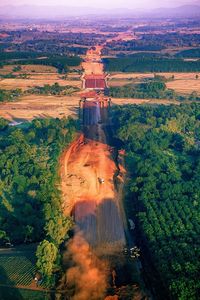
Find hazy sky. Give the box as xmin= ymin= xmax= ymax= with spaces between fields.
xmin=0 ymin=0 xmax=197 ymax=9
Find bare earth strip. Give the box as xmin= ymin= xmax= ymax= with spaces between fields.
xmin=0 ymin=96 xmax=179 ymax=122
xmin=0 ymin=64 xmax=57 ymax=75
xmin=166 ymin=79 xmax=200 ymax=94
xmin=0 ymin=78 xmax=82 ymax=91
xmin=60 ymin=127 xmax=126 ymax=253
xmin=112 ymin=98 xmax=180 ymax=105
xmin=82 ymin=62 xmax=104 ymax=75
xmin=107 ymin=72 xmax=200 ymax=80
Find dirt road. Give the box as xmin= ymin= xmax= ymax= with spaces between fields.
xmin=60 ymin=42 xmax=150 ymax=300
xmin=60 ymin=46 xmax=126 ymax=254
xmin=81 ymin=45 xmax=104 ymax=75
xmin=60 ymin=125 xmax=125 ymax=253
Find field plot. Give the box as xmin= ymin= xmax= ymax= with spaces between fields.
xmin=109 ymin=72 xmax=200 ymax=80
xmin=166 ymin=79 xmax=200 ymax=94
xmin=0 ymin=254 xmax=36 ymax=287
xmin=112 ymin=98 xmax=179 ymax=105
xmin=0 ymin=77 xmax=82 ymax=91
xmin=0 ymin=251 xmax=51 ymax=299
xmin=108 ymin=72 xmax=200 ymax=94
xmin=112 ymin=98 xmax=150 ymax=105
xmin=0 ymin=64 xmax=57 ymax=75
xmin=108 ymin=78 xmax=134 ymax=87
xmin=0 ymin=94 xmax=79 ymax=121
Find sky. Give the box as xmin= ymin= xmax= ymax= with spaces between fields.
xmin=0 ymin=0 xmax=197 ymax=9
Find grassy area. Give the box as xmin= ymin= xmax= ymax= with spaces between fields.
xmin=0 ymin=286 xmax=51 ymax=300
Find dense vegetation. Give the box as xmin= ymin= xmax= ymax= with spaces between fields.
xmin=0 ymin=52 xmax=82 ymax=74
xmin=112 ymin=103 xmax=200 ymax=300
xmin=134 ymin=33 xmax=200 ymax=48
xmin=176 ymin=48 xmax=200 ymax=58
xmin=102 ymin=33 xmax=200 ymax=55
xmin=0 ymin=84 xmax=79 ymax=103
xmin=103 ymin=40 xmax=165 ymax=54
xmin=29 ymin=83 xmax=80 ymax=96
xmin=110 ymin=79 xmax=176 ymax=100
xmin=109 ymin=78 xmax=200 ymax=101
xmin=0 ymin=117 xmax=78 ymax=284
xmin=1 ymin=31 xmax=108 ymax=52
xmin=0 ymin=51 xmax=41 ymax=61
xmin=0 ymin=88 xmax=22 ymax=102
xmin=104 ymin=57 xmax=200 ymax=73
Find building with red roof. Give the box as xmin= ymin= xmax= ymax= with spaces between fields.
xmin=83 ymin=74 xmax=107 ymax=90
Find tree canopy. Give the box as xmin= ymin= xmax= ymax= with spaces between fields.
xmin=111 ymin=103 xmax=200 ymax=300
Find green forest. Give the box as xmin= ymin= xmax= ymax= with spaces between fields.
xmin=0 ymin=117 xmax=78 ymax=284
xmin=29 ymin=83 xmax=80 ymax=96
xmin=109 ymin=79 xmax=200 ymax=101
xmin=176 ymin=48 xmax=200 ymax=58
xmin=104 ymin=57 xmax=200 ymax=72
xmin=111 ymin=103 xmax=200 ymax=300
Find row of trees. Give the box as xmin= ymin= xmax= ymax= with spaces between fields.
xmin=0 ymin=88 xmax=22 ymax=102
xmin=111 ymin=103 xmax=200 ymax=299
xmin=29 ymin=83 xmax=80 ymax=96
xmin=104 ymin=57 xmax=200 ymax=72
xmin=0 ymin=117 xmax=78 ymax=285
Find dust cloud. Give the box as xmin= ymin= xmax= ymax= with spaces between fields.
xmin=66 ymin=232 xmax=108 ymax=300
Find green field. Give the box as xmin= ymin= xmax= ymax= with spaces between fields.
xmin=0 ymin=287 xmax=50 ymax=300
xmin=0 ymin=253 xmax=36 ymax=286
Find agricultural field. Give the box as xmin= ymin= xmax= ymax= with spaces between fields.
xmin=108 ymin=72 xmax=200 ymax=95
xmin=0 ymin=94 xmax=79 ymax=121
xmin=0 ymin=64 xmax=82 ymax=91
xmin=167 ymin=79 xmax=200 ymax=95
xmin=0 ymin=64 xmax=58 ymax=75
xmin=112 ymin=98 xmax=179 ymax=105
xmin=0 ymin=251 xmax=51 ymax=299
xmin=0 ymin=253 xmax=37 ymax=287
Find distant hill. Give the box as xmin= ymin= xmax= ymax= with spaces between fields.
xmin=152 ymin=5 xmax=200 ymax=17
xmin=0 ymin=5 xmax=103 ymax=19
xmin=0 ymin=4 xmax=200 ymax=19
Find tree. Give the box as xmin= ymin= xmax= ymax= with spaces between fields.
xmin=36 ymin=240 xmax=58 ymax=277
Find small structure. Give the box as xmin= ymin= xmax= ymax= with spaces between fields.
xmin=83 ymin=74 xmax=107 ymax=90
xmin=79 ymin=96 xmax=111 ymax=125
xmin=34 ymin=272 xmax=42 ymax=286
xmin=128 ymin=219 xmax=135 ymax=230
xmin=98 ymin=177 xmax=105 ymax=184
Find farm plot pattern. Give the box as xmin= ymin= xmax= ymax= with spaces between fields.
xmin=0 ymin=254 xmax=36 ymax=286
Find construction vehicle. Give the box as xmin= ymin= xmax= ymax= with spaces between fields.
xmin=130 ymin=246 xmax=140 ymax=259
xmin=98 ymin=177 xmax=105 ymax=184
